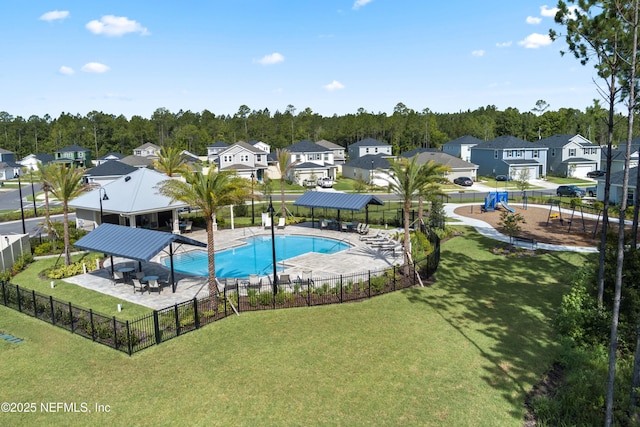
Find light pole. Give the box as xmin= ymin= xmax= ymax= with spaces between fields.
xmin=98 ymin=187 xmax=109 ymax=225
xmin=268 ymin=197 xmax=278 ymax=296
xmin=14 ymin=173 xmax=25 ymax=234
xmin=29 ymin=171 xmax=37 ymax=217
xmin=250 ymin=171 xmax=255 ymax=225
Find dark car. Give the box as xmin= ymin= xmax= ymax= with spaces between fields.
xmin=586 ymin=186 xmax=597 ymax=197
xmin=495 ymin=175 xmax=510 ymax=182
xmin=556 ymin=185 xmax=586 ymax=197
xmin=586 ymin=170 xmax=606 ymax=178
xmin=453 ymin=177 xmax=473 ymax=186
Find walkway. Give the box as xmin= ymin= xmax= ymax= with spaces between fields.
xmin=444 ymin=203 xmax=599 ymax=253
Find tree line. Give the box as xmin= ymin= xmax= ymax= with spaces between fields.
xmin=0 ymin=100 xmax=635 ymax=160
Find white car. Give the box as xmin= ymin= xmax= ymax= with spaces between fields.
xmin=317 ymin=177 xmax=334 ymax=188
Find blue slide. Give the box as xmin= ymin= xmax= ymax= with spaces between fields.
xmin=499 ymin=200 xmax=515 ymax=213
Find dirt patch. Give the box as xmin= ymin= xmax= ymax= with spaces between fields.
xmin=454 ymin=205 xmax=601 ymax=247
xmin=523 ymin=362 xmax=565 ymax=426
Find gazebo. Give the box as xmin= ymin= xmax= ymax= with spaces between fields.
xmin=293 ymin=191 xmax=384 ymax=226
xmin=74 ymin=223 xmax=206 ymax=293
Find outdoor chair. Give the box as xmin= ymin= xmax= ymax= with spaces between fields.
xmin=277 ymin=217 xmax=286 ymax=229
xmin=131 ymin=278 xmax=148 ymax=294
xmin=183 ymin=221 xmax=193 ymax=233
xmin=341 ymin=222 xmax=349 ymax=232
xmin=320 ymin=219 xmax=328 ymax=230
xmin=135 ymin=271 xmax=147 ymax=284
xmin=223 ymin=278 xmax=238 ymax=293
xmin=248 ymin=274 xmax=262 ymax=289
xmin=147 ymin=278 xmax=161 ymax=294
xmin=113 ymin=270 xmax=125 ymax=285
xmin=278 ymin=274 xmax=292 ymax=291
xmin=359 ymin=224 xmax=370 ymax=235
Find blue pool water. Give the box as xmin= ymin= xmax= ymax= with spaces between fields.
xmin=166 ymin=235 xmax=351 ymax=278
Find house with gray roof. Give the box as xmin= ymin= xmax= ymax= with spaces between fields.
xmin=399 ymin=148 xmax=479 ymax=182
xmin=316 ymin=139 xmax=346 ymax=165
xmin=133 ymin=142 xmax=160 ymax=158
xmin=70 ymin=168 xmax=189 ymax=233
xmin=342 ymin=154 xmax=391 ymax=187
xmin=83 ymin=160 xmax=139 ymax=186
xmin=538 ymin=134 xmax=601 ymax=178
xmin=217 ymin=141 xmax=268 ymax=181
xmin=119 ymin=155 xmax=155 ymax=168
xmin=206 ymin=141 xmax=229 ymax=163
xmin=0 ymin=149 xmax=23 ymax=179
xmin=18 ymin=153 xmax=54 ymax=171
xmin=470 ymin=136 xmax=548 ymax=179
xmin=284 ymin=139 xmax=337 ymax=185
xmin=442 ymin=135 xmax=483 ymax=162
xmin=54 ymin=145 xmax=92 ymax=167
xmin=94 ymin=152 xmax=125 ymax=166
xmin=347 ymin=138 xmax=392 ymax=160
xmin=596 ymin=166 xmax=638 ymax=205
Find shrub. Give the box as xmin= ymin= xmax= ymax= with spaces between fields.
xmin=258 ymin=291 xmax=273 ymax=306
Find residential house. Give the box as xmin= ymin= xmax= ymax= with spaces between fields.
xmin=342 ymin=154 xmax=392 ymax=187
xmin=470 ymin=136 xmax=548 ymax=179
xmin=597 ymin=166 xmax=638 ymax=205
xmin=119 ymin=155 xmax=155 ymax=169
xmin=133 ymin=142 xmax=161 ymax=158
xmin=54 ymin=145 xmax=92 ymax=168
xmin=94 ymin=152 xmax=125 ymax=166
xmin=206 ymin=142 xmax=229 ymax=163
xmin=83 ymin=160 xmax=139 ymax=187
xmin=248 ymin=140 xmax=271 ymax=154
xmin=284 ymin=140 xmax=337 ymax=186
xmin=538 ymin=134 xmax=601 ymax=178
xmin=0 ymin=149 xmax=24 ymax=179
xmin=347 ymin=138 xmax=392 ymax=160
xmin=18 ymin=153 xmax=54 ymax=171
xmin=399 ymin=148 xmax=479 ymax=182
xmin=217 ymin=141 xmax=268 ymax=180
xmin=442 ymin=135 xmax=483 ymax=162
xmin=316 ymin=139 xmax=346 ymax=166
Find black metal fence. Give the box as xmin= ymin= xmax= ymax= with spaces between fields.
xmin=0 ymin=237 xmax=440 ymax=355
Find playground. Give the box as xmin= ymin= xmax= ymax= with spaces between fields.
xmin=453 ymin=203 xmax=603 ymax=247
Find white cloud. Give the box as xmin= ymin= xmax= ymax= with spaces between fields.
xmin=526 ymin=16 xmax=542 ymax=24
xmin=324 ymin=80 xmax=345 ymax=91
xmin=59 ymin=66 xmax=74 ymax=75
xmin=518 ymin=33 xmax=552 ymax=49
xmin=86 ymin=15 xmax=149 ymax=37
xmin=353 ymin=0 xmax=373 ymax=10
xmin=496 ymin=41 xmax=512 ymax=48
xmin=471 ymin=50 xmax=485 ymax=57
xmin=256 ymin=52 xmax=285 ymax=65
xmin=81 ymin=62 xmax=110 ymax=73
xmin=39 ymin=10 xmax=69 ymax=22
xmin=540 ymin=5 xmax=558 ymax=18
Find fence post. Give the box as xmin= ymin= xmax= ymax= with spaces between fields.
xmin=393 ymin=265 xmax=396 ymax=291
xmin=112 ymin=316 xmax=118 ymax=350
xmin=126 ymin=320 xmax=132 ymax=355
xmin=340 ymin=274 xmax=343 ymax=303
xmin=49 ymin=296 xmax=55 ymax=325
xmin=223 ymin=288 xmax=228 ymax=317
xmin=68 ymin=302 xmax=74 ymax=333
xmin=174 ymin=304 xmax=180 ymax=336
xmin=368 ymin=271 xmax=371 ymax=299
xmin=193 ymin=297 xmax=200 ymax=329
xmin=90 ymin=309 xmax=96 ymax=341
xmin=31 ymin=290 xmax=37 ymax=318
xmin=307 ymin=279 xmax=311 ymax=307
xmin=1 ymin=281 xmax=6 ymax=306
xmin=413 ymin=261 xmax=417 ymax=285
xmin=17 ymin=285 xmax=22 ymax=312
xmin=153 ymin=310 xmax=161 ymax=345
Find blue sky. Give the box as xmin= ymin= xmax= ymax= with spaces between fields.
xmin=0 ymin=1 xmax=598 ymax=119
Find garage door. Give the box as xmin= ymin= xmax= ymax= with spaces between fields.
xmin=573 ymin=165 xmax=594 ymax=178
xmin=511 ymin=166 xmax=538 ymax=180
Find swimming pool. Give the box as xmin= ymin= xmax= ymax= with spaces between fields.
xmin=165 ymin=235 xmax=351 ymax=278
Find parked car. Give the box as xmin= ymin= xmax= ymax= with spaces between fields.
xmin=556 ymin=185 xmax=586 ymax=197
xmin=317 ymin=177 xmax=334 ymax=188
xmin=586 ymin=170 xmax=606 ymax=178
xmin=453 ymin=177 xmax=473 ymax=186
xmin=495 ymin=175 xmax=510 ymax=182
xmin=586 ymin=186 xmax=597 ymax=197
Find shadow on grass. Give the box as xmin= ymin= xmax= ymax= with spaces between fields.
xmin=404 ymin=227 xmax=592 ymax=420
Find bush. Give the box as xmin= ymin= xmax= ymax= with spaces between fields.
xmin=43 ymin=254 xmax=103 ymax=279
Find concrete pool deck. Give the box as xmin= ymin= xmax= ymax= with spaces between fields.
xmin=64 ymin=222 xmax=404 ymax=310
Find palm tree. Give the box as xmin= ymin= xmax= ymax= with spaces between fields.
xmin=387 ymin=157 xmax=447 ymax=275
xmin=157 ymin=166 xmax=250 ymax=298
xmin=45 ymin=164 xmax=88 ymax=266
xmin=154 ymin=146 xmax=187 ymax=177
xmin=275 ymin=148 xmax=298 ymax=217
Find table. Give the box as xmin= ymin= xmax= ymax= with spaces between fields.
xmin=116 ymin=267 xmax=134 ymax=282
xmin=142 ymin=275 xmax=158 ymax=283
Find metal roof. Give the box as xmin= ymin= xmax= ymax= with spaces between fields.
xmin=74 ymin=223 xmax=206 ymax=262
xmin=293 ymin=191 xmax=384 ymax=211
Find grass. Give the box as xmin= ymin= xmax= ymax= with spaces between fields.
xmin=0 ymin=228 xmax=590 ymax=426
xmin=10 ymin=254 xmax=151 ymax=320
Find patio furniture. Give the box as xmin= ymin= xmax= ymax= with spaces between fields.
xmin=136 ymin=271 xmax=147 ymax=284
xmin=277 ymin=217 xmax=286 ymax=229
xmin=358 ymin=224 xmax=370 ymax=235
xmin=131 ymin=278 xmax=148 ymax=294
xmin=319 ymin=219 xmax=328 ymax=230
xmin=248 ymin=274 xmax=261 ymax=289
xmin=183 ymin=221 xmax=193 ymax=233
xmin=223 ymin=278 xmax=237 ymax=293
xmin=147 ymin=278 xmax=162 ymax=294
xmin=113 ymin=270 xmax=125 ymax=285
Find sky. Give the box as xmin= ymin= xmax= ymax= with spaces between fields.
xmin=0 ymin=1 xmax=600 ymax=120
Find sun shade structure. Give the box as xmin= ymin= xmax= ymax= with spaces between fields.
xmin=74 ymin=223 xmax=206 ymax=293
xmin=293 ymin=191 xmax=384 ymax=225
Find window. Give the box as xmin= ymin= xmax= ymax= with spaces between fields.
xmin=256 ymin=154 xmax=261 ymax=162
xmin=532 ymin=150 xmax=539 ymax=158
xmin=505 ymin=151 xmax=512 ymax=158
xmin=494 ymin=150 xmax=499 ymax=159
xmin=324 ymin=153 xmax=329 ymax=161
xmin=308 ymin=153 xmax=321 ymax=161
xmin=569 ymin=148 xmax=576 ymax=157
xmin=551 ymin=148 xmax=556 ymax=157
xmin=374 ymin=148 xmax=378 ymax=153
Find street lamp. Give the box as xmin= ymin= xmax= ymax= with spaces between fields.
xmin=14 ymin=173 xmax=25 ymax=234
xmin=250 ymin=171 xmax=255 ymax=225
xmin=98 ymin=187 xmax=109 ymax=225
xmin=267 ymin=197 xmax=278 ymax=296
xmin=29 ymin=171 xmax=37 ymax=217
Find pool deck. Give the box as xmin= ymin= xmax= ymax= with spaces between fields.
xmin=64 ymin=222 xmax=404 ymax=310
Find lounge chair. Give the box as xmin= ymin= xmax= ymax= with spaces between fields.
xmin=277 ymin=217 xmax=286 ymax=229
xmin=358 ymin=224 xmax=370 ymax=235
xmin=320 ymin=219 xmax=328 ymax=230
xmin=360 ymin=230 xmax=383 ymax=241
xmin=264 ymin=217 xmax=272 ymax=229
xmin=341 ymin=222 xmax=349 ymax=232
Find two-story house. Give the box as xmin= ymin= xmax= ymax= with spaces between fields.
xmin=217 ymin=141 xmax=268 ymax=180
xmin=442 ymin=135 xmax=483 ymax=162
xmin=470 ymin=136 xmax=548 ymax=179
xmin=0 ymin=148 xmax=22 ymax=180
xmin=538 ymin=134 xmax=601 ymax=178
xmin=347 ymin=138 xmax=392 ymax=160
xmin=54 ymin=145 xmax=92 ymax=168
xmin=94 ymin=152 xmax=125 ymax=166
xmin=316 ymin=139 xmax=346 ymax=166
xmin=133 ymin=142 xmax=161 ymax=158
xmin=399 ymin=148 xmax=479 ymax=182
xmin=284 ymin=140 xmax=337 ymax=186
xmin=206 ymin=142 xmax=229 ymax=163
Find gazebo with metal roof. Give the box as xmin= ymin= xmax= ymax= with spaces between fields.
xmin=293 ymin=191 xmax=384 ymax=226
xmin=74 ymin=223 xmax=206 ymax=293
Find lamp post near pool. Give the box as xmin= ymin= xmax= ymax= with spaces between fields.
xmin=14 ymin=173 xmax=26 ymax=234
xmin=250 ymin=171 xmax=255 ymax=225
xmin=268 ymin=197 xmax=278 ymax=296
xmin=98 ymin=187 xmax=109 ymax=225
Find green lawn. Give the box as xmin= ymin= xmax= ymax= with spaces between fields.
xmin=0 ymin=228 xmax=590 ymax=426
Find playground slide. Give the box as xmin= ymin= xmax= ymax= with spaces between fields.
xmin=499 ymin=200 xmax=515 ymax=213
